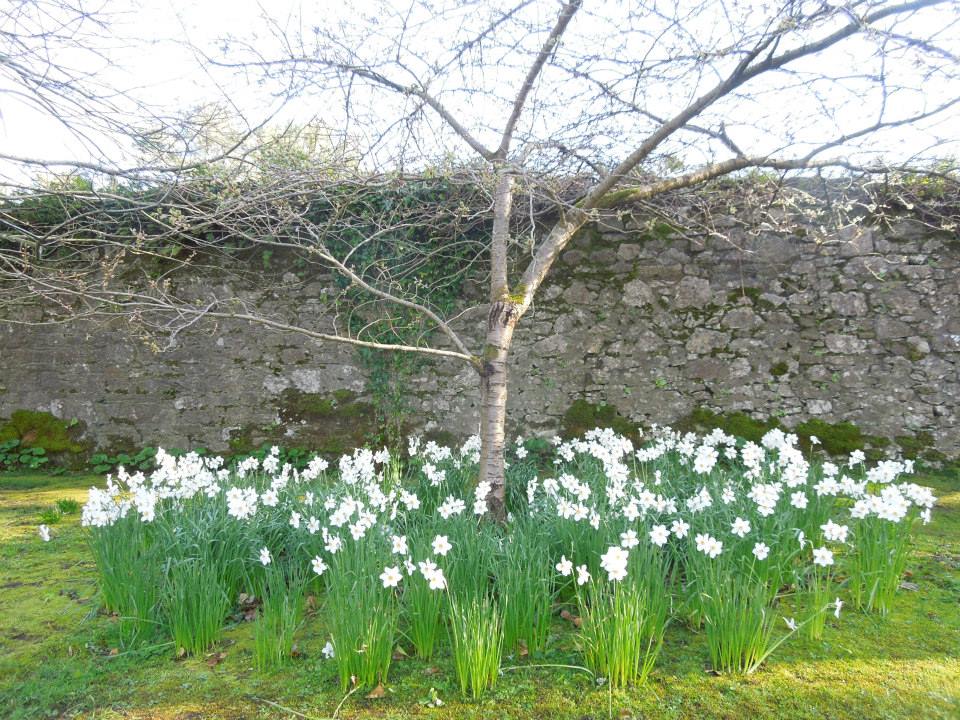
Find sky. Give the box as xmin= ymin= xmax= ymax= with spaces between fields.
xmin=1 ymin=0 xmax=958 ymax=183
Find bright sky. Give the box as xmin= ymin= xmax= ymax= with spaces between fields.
xmin=1 ymin=0 xmax=958 ymax=182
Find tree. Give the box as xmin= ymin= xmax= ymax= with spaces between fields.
xmin=2 ymin=0 xmax=959 ymax=518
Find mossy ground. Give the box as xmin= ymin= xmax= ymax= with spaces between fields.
xmin=1 ymin=470 xmax=958 ymax=720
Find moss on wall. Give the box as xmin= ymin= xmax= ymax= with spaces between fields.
xmin=676 ymin=408 xmax=782 ymax=443
xmin=561 ymin=399 xmax=641 ymax=442
xmin=275 ymin=388 xmax=380 ymax=456
xmin=769 ymin=361 xmax=790 ymax=377
xmin=0 ymin=410 xmax=85 ymax=454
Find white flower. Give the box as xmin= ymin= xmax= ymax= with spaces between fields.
xmin=797 ymin=530 xmax=807 ymax=549
xmin=649 ymin=524 xmax=670 ymax=547
xmin=810 ymin=435 xmax=821 ymax=445
xmin=426 ymin=567 xmax=447 ymax=591
xmin=695 ymin=533 xmax=723 ymax=559
xmin=812 ymin=546 xmax=834 ymax=567
xmin=555 ymin=555 xmax=573 ymax=576
xmin=312 ymin=555 xmax=328 ymax=576
xmin=307 ymin=516 xmax=320 ymax=534
xmin=784 ymin=617 xmax=797 ymax=631
xmin=325 ymin=535 xmax=342 ymax=554
xmin=259 ymin=547 xmax=272 ymax=566
xmin=670 ymin=519 xmax=690 ymax=539
xmin=730 ymin=517 xmax=751 ymax=538
xmin=833 ymin=597 xmax=843 ymax=619
xmin=820 ymin=520 xmax=848 ymax=543
xmin=260 ymin=489 xmax=279 ymax=507
xmin=226 ymin=486 xmax=258 ymax=520
xmin=380 ymin=566 xmax=403 ymax=588
xmin=38 ymin=525 xmax=51 ymax=542
xmin=600 ymin=546 xmax=629 ymax=582
xmin=516 ymin=446 xmax=528 ymax=459
xmin=620 ymin=529 xmax=639 ymax=549
xmin=438 ymin=495 xmax=466 ymax=519
xmin=289 ymin=511 xmax=301 ymax=529
xmin=752 ymin=542 xmax=770 ymax=561
xmin=790 ymin=491 xmax=808 ymax=509
xmin=432 ymin=535 xmax=452 ymax=557
xmin=576 ymin=564 xmax=591 ymax=586
xmin=693 ymin=445 xmax=718 ymax=474
xmin=321 ymin=641 xmax=335 ymax=659
xmin=391 ymin=535 xmax=408 ymax=555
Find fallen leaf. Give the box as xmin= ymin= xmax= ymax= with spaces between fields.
xmin=305 ymin=595 xmax=318 ymax=613
xmin=290 ymin=644 xmax=303 ymax=658
xmin=205 ymin=651 xmax=227 ymax=667
xmin=518 ymin=639 xmax=529 ymax=658
xmin=899 ymin=581 xmax=919 ymax=591
xmin=176 ymin=646 xmax=187 ymax=660
xmin=366 ymin=683 xmax=386 ymax=699
xmin=423 ymin=666 xmax=441 ymax=676
xmin=109 ymin=647 xmax=119 ymax=656
xmin=560 ymin=609 xmax=582 ymax=628
xmin=392 ymin=646 xmax=408 ymax=660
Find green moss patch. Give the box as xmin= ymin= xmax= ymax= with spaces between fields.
xmin=677 ymin=408 xmax=781 ymax=444
xmin=0 ymin=411 xmax=86 ymax=465
xmin=769 ymin=361 xmax=790 ymax=377
xmin=562 ymin=399 xmax=641 ymax=442
xmin=275 ymin=388 xmax=379 ymax=456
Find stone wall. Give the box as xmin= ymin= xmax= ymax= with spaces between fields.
xmin=2 ymin=212 xmax=959 ymax=457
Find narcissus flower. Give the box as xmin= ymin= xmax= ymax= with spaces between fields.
xmin=380 ymin=566 xmax=403 ymax=588
xmin=731 ymin=517 xmax=751 ymax=538
xmin=600 ymin=546 xmax=630 ymax=581
xmin=752 ymin=542 xmax=770 ymax=561
xmin=432 ymin=535 xmax=452 ymax=556
xmin=649 ymin=524 xmax=669 ymax=547
xmin=812 ymin=546 xmax=834 ymax=566
xmin=576 ymin=564 xmax=591 ymax=586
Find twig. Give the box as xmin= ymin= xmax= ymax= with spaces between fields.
xmin=248 ymin=695 xmax=332 ymax=720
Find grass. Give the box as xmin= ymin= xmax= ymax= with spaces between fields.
xmin=0 ymin=469 xmax=958 ymax=719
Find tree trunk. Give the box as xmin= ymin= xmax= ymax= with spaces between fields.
xmin=478 ymin=299 xmax=518 ymax=521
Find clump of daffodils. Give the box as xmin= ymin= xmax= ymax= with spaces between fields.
xmin=79 ymin=423 xmax=936 ymax=682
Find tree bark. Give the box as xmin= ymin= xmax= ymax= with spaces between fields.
xmin=478 ymin=299 xmax=518 ymax=521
